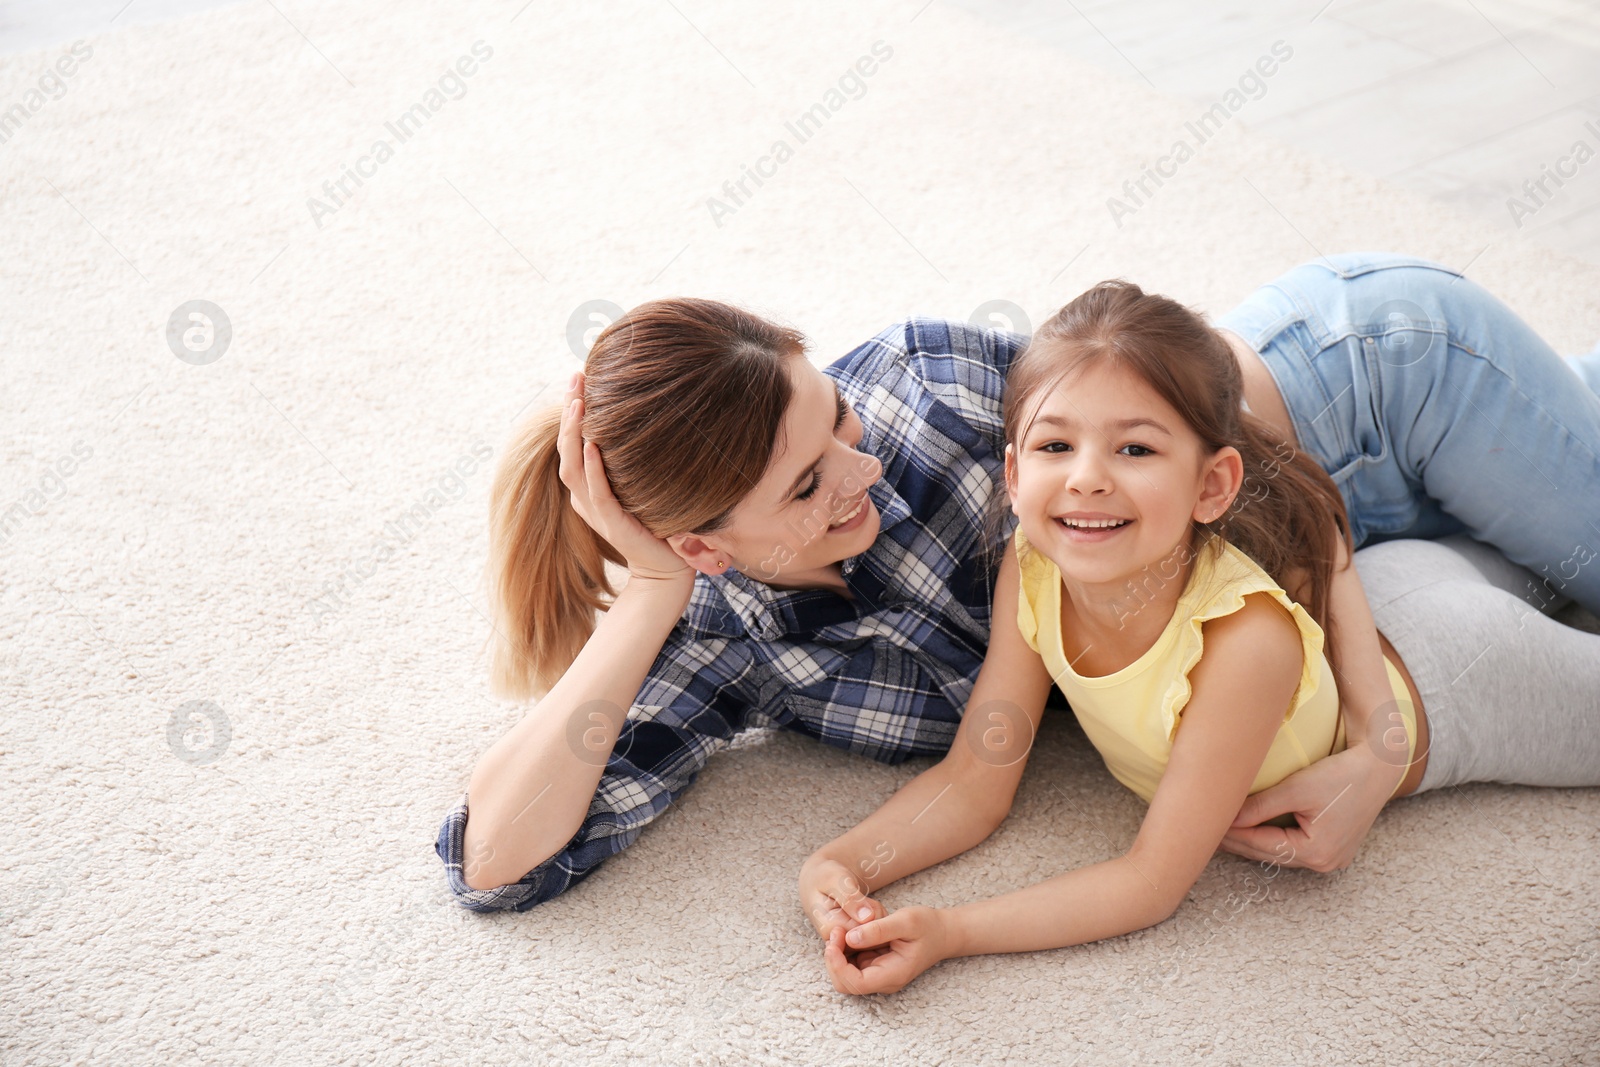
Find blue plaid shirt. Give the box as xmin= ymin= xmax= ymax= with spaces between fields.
xmin=436 ymin=318 xmax=1028 ymax=910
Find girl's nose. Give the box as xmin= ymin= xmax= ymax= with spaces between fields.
xmin=1063 ymin=451 xmax=1113 ymax=495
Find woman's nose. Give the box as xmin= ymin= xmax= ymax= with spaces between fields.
xmin=853 ymin=450 xmax=884 ymax=490
xmin=834 ymin=431 xmax=882 ymax=489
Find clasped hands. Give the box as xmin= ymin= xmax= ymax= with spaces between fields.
xmin=798 ymin=739 xmax=1400 ymax=995
xmin=798 ymin=856 xmax=955 ymax=995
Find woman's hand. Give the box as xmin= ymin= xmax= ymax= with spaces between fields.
xmin=799 ymin=856 xmax=888 ymax=944
xmin=557 ymin=372 xmax=695 ymax=583
xmin=1219 ymin=742 xmax=1398 ymax=872
xmin=824 ymin=905 xmax=953 ymax=995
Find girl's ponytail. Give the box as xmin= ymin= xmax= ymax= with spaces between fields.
xmin=484 ymin=405 xmax=623 ymax=701
xmin=1211 ymin=411 xmax=1352 ymax=671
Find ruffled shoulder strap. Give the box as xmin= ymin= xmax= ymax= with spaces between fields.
xmin=1158 ymin=538 xmax=1327 ymax=742
xmin=1011 ymin=528 xmax=1054 ymax=656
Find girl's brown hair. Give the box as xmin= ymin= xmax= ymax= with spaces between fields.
xmin=486 ymin=298 xmax=805 ymax=700
xmin=1001 ymin=280 xmax=1353 ymax=669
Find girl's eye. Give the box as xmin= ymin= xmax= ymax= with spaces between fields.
xmin=1040 ymin=442 xmax=1071 ymax=454
xmin=796 ymin=469 xmax=823 ymax=501
xmin=834 ymin=391 xmax=849 ymax=431
xmin=1120 ymin=444 xmax=1154 ymax=457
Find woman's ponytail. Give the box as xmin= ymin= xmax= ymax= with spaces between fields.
xmin=484 ymin=405 xmax=623 ymax=701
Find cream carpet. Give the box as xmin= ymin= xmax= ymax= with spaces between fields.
xmin=3 ymin=1 xmax=1597 ymax=1064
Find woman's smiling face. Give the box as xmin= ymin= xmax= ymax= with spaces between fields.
xmin=670 ymin=354 xmax=885 ymax=584
xmin=1005 ymin=359 xmax=1238 ymax=588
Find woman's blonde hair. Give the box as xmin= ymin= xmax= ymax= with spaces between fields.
xmin=485 ymin=298 xmax=805 ymax=700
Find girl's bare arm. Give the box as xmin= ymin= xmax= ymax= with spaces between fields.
xmin=800 ymin=542 xmax=1054 ymax=907
xmin=828 ymin=593 xmax=1304 ymax=995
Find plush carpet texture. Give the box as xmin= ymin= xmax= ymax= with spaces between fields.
xmin=2 ymin=1 xmax=1597 ymax=1064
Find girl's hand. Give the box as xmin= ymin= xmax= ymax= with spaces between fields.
xmin=799 ymin=857 xmax=888 ymax=943
xmin=557 ymin=372 xmax=695 ymax=583
xmin=824 ymin=905 xmax=952 ymax=995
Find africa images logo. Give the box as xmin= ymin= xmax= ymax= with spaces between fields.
xmin=306 ymin=41 xmax=495 ymax=229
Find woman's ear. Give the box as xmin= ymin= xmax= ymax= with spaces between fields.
xmin=666 ymin=532 xmax=732 ymax=575
xmin=1195 ymin=446 xmax=1244 ymax=524
xmin=1003 ymin=444 xmax=1020 ymax=515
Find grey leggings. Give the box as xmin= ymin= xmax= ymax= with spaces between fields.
xmin=1353 ymin=535 xmax=1600 ymax=793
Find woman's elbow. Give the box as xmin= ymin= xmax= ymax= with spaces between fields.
xmin=459 ymin=807 xmax=567 ymax=893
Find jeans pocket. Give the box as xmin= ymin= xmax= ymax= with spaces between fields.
xmin=1313 ymin=341 xmax=1427 ymax=539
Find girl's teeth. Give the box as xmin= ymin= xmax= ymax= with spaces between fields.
xmin=831 ymin=499 xmax=865 ymax=527
xmin=1061 ymin=518 xmax=1129 ymax=529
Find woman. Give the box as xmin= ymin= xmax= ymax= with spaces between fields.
xmin=435 ymin=253 xmax=1600 ymax=910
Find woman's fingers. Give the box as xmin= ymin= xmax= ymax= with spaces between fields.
xmin=556 ymin=397 xmax=585 ymax=499
xmin=1229 ymin=774 xmax=1311 ymax=828
xmin=583 ymin=437 xmax=618 ymax=508
xmin=556 ymin=371 xmax=589 ymax=476
xmin=1217 ymin=828 xmax=1279 ymax=864
xmin=1219 ymin=823 xmax=1297 ymax=863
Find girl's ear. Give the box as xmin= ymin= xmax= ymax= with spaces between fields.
xmin=1195 ymin=446 xmax=1243 ymax=524
xmin=1003 ymin=443 xmax=1020 ymax=515
xmin=666 ymin=532 xmax=732 ymax=576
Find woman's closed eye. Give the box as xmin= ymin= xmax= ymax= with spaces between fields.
xmin=793 ymin=389 xmax=852 ymax=502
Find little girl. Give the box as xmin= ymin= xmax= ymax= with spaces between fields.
xmin=799 ymin=280 xmax=1600 ymax=995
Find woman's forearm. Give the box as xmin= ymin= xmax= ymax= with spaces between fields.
xmin=461 ymin=573 xmax=693 ymax=890
xmin=944 ymin=854 xmax=1174 ymax=958
xmin=1324 ymin=548 xmax=1408 ymax=789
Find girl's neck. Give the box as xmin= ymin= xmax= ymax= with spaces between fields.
xmin=1058 ymin=539 xmax=1197 ymax=676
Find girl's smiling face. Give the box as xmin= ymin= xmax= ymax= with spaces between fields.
xmin=1004 ymin=359 xmax=1242 ymax=589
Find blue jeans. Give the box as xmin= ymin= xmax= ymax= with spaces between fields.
xmin=1216 ymin=252 xmax=1600 ymax=614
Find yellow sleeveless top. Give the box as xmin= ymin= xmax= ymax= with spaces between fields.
xmin=1013 ymin=529 xmax=1416 ymax=804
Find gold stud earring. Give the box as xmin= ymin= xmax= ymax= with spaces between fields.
xmin=716 ymin=559 xmax=726 ymax=569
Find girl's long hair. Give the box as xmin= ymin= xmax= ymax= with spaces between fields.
xmin=999 ymin=280 xmax=1353 ymax=672
xmin=486 ymin=298 xmax=804 ymax=700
